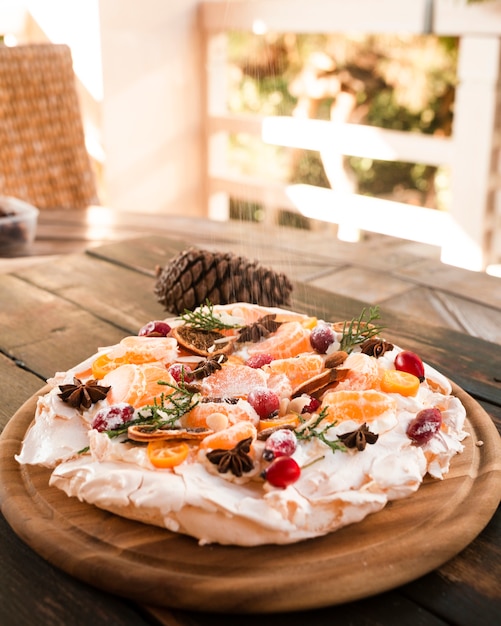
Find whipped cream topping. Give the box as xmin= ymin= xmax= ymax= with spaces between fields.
xmin=16 ymin=304 xmax=468 ymax=546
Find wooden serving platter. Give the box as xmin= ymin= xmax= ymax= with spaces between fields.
xmin=1 ymin=384 xmax=500 ymax=614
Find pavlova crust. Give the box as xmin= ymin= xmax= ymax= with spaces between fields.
xmin=16 ymin=303 xmax=468 ymax=546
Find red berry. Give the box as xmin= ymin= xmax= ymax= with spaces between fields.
xmin=168 ymin=363 xmax=194 ymax=383
xmin=91 ymin=403 xmax=135 ymax=432
xmin=310 ymin=324 xmax=335 ymax=354
xmin=247 ymin=388 xmax=280 ymax=419
xmin=394 ymin=350 xmax=425 ymax=382
xmin=407 ymin=408 xmax=442 ymax=445
xmin=302 ymin=396 xmax=321 ymax=414
xmin=138 ymin=320 xmax=172 ymax=337
xmin=245 ymin=353 xmax=274 ymax=369
xmin=264 ymin=456 xmax=301 ymax=488
xmin=263 ymin=429 xmax=297 ymax=461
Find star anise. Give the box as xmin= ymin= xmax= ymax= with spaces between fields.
xmin=58 ymin=378 xmax=110 ymax=410
xmin=237 ymin=314 xmax=282 ymax=343
xmin=360 ymin=338 xmax=394 ymax=358
xmin=191 ymin=354 xmax=227 ymax=379
xmin=206 ymin=437 xmax=254 ymax=477
xmin=338 ymin=423 xmax=378 ymax=451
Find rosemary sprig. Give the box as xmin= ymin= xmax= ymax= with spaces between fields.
xmin=103 ymin=379 xmax=199 ymax=439
xmin=339 ymin=306 xmax=385 ymax=353
xmin=295 ymin=408 xmax=346 ymax=454
xmin=136 ymin=379 xmax=200 ymax=424
xmin=178 ymin=300 xmax=242 ymax=331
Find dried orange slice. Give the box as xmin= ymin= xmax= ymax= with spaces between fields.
xmin=380 ymin=369 xmax=420 ymax=397
xmin=320 ymin=389 xmax=397 ymax=423
xmin=147 ymin=440 xmax=190 ymax=468
xmin=171 ymin=325 xmax=234 ymax=357
xmin=247 ymin=321 xmax=311 ymax=360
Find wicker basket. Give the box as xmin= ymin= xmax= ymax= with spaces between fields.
xmin=0 ymin=43 xmax=99 ymax=210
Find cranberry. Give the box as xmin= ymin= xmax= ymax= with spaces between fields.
xmin=138 ymin=320 xmax=172 ymax=337
xmin=91 ymin=403 xmax=135 ymax=432
xmin=407 ymin=408 xmax=442 ymax=445
xmin=263 ymin=456 xmax=301 ymax=488
xmin=310 ymin=324 xmax=335 ymax=354
xmin=395 ymin=350 xmax=425 ymax=382
xmin=168 ymin=363 xmax=194 ymax=383
xmin=247 ymin=388 xmax=280 ymax=419
xmin=302 ymin=396 xmax=321 ymax=414
xmin=245 ymin=353 xmax=274 ymax=369
xmin=263 ymin=429 xmax=297 ymax=461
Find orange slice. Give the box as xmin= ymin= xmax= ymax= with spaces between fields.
xmin=247 ymin=321 xmax=311 ymax=360
xmin=264 ymin=353 xmax=324 ymax=389
xmin=380 ymin=369 xmax=420 ymax=397
xmin=320 ymin=389 xmax=397 ymax=424
xmin=199 ymin=421 xmax=257 ymax=450
xmin=147 ymin=440 xmax=190 ymax=468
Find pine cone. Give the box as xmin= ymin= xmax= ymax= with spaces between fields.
xmin=154 ymin=247 xmax=293 ymax=314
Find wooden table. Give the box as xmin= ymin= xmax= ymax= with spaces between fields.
xmin=1 ymin=209 xmax=500 ymax=625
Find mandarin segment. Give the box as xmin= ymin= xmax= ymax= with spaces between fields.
xmin=113 ymin=336 xmax=179 ymax=365
xmin=320 ymin=389 xmax=397 ymax=424
xmin=183 ymin=400 xmax=259 ymax=429
xmin=91 ymin=336 xmax=178 ymax=378
xmin=200 ymin=421 xmax=257 ymax=450
xmin=102 ymin=363 xmax=175 ymax=408
xmin=264 ymin=354 xmax=325 ymax=388
xmin=247 ymin=321 xmax=311 ymax=359
xmin=335 ymin=352 xmax=383 ymax=391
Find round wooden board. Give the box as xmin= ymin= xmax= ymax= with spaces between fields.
xmin=1 ymin=384 xmax=500 ymax=614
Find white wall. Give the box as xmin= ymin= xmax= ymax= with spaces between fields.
xmin=1 ymin=0 xmax=207 ymax=216
xmin=98 ymin=0 xmax=205 ymax=215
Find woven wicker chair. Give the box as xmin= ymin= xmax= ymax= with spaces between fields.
xmin=0 ymin=43 xmax=99 ymax=210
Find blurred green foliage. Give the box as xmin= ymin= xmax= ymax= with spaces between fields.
xmin=227 ymin=31 xmax=458 ymax=221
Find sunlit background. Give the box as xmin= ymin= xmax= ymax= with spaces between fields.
xmin=1 ymin=0 xmax=501 ymax=276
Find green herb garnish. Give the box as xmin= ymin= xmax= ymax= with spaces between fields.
xmin=339 ymin=306 xmax=385 ymax=353
xmin=104 ymin=379 xmax=199 ymax=439
xmin=178 ymin=300 xmax=242 ymax=331
xmin=295 ymin=408 xmax=346 ymax=454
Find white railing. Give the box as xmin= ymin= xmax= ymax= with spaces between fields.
xmin=199 ymin=0 xmax=501 ymax=271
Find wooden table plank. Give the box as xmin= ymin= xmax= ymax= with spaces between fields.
xmin=392 ymin=257 xmax=501 ymax=311
xmin=145 ymin=590 xmax=449 ymax=626
xmin=0 ymin=515 xmax=152 ymax=626
xmin=0 ymin=274 xmax=129 ymax=379
xmin=311 ymin=266 xmax=416 ymax=303
xmin=0 ymin=354 xmax=43 ymax=432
